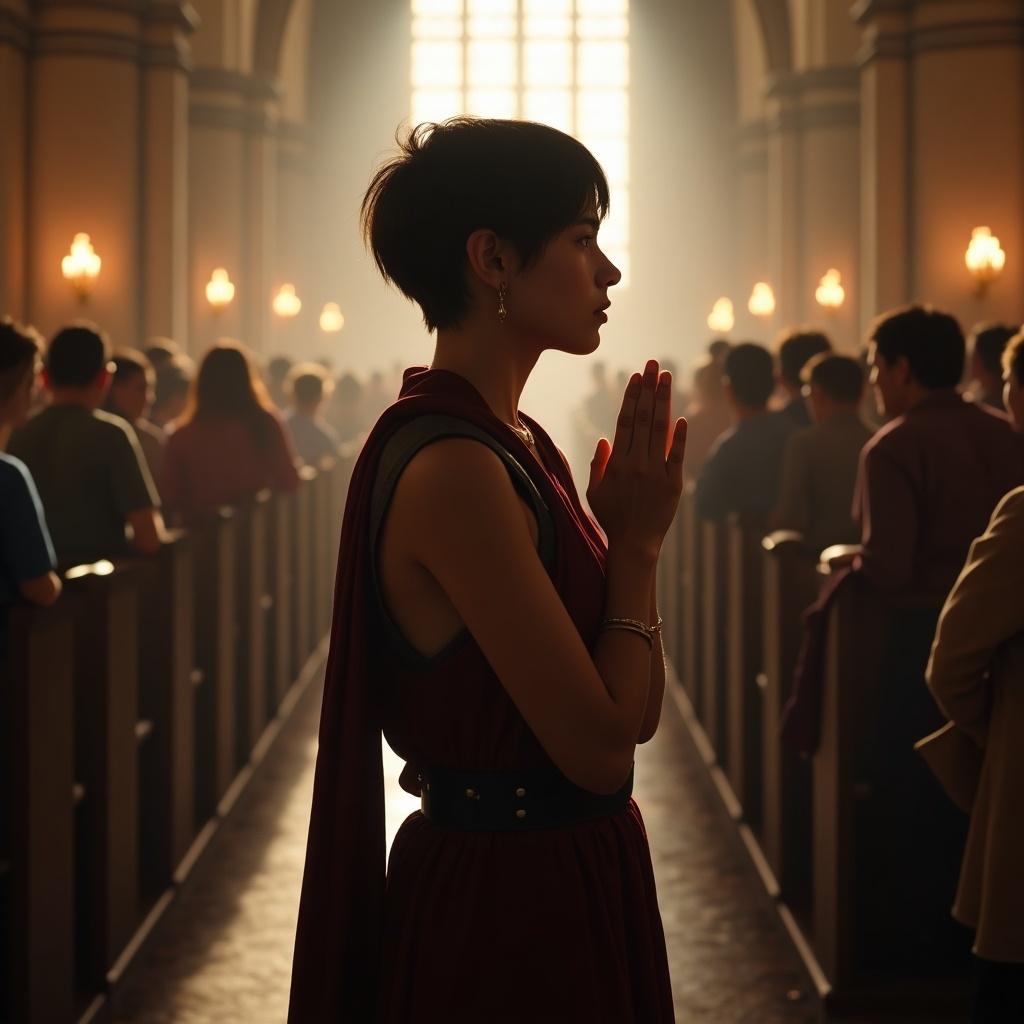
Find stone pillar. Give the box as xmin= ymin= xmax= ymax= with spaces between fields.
xmin=0 ymin=1 xmax=29 ymax=320
xmin=735 ymin=120 xmax=771 ymax=339
xmin=855 ymin=0 xmax=1024 ymax=329
xmin=140 ymin=2 xmax=197 ymax=345
xmin=28 ymin=2 xmax=144 ymax=343
xmin=274 ymin=120 xmax=314 ymax=357
xmin=763 ymin=67 xmax=860 ymax=347
xmin=189 ymin=70 xmax=279 ymax=357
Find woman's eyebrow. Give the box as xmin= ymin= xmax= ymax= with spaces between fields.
xmin=574 ymin=217 xmax=601 ymax=231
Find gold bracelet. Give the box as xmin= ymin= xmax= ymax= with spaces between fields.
xmin=600 ymin=620 xmax=654 ymax=649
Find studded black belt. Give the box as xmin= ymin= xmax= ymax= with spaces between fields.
xmin=417 ymin=763 xmax=634 ymax=832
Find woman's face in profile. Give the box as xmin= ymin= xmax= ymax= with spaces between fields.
xmin=508 ymin=210 xmax=621 ymax=356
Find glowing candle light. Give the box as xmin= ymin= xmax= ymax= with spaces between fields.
xmin=319 ymin=302 xmax=345 ymax=333
xmin=747 ymin=282 xmax=775 ymax=319
xmin=205 ymin=268 xmax=235 ymax=311
xmin=815 ymin=268 xmax=845 ymax=310
xmin=272 ymin=283 xmax=302 ymax=319
xmin=707 ymin=297 xmax=735 ymax=334
xmin=61 ymin=232 xmax=102 ymax=298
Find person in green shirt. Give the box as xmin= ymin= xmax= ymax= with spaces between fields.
xmin=9 ymin=321 xmax=167 ymax=568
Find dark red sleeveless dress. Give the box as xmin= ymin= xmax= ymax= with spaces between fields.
xmin=289 ymin=367 xmax=674 ymax=1022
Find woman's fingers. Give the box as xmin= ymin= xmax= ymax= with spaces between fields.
xmin=611 ymin=372 xmax=642 ymax=461
xmin=630 ymin=360 xmax=659 ymax=458
xmin=666 ymin=417 xmax=688 ymax=479
xmin=650 ymin=371 xmax=672 ymax=460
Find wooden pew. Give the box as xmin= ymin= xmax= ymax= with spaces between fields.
xmin=309 ymin=462 xmax=332 ymax=641
xmin=699 ymin=518 xmax=728 ymax=760
xmin=1 ymin=602 xmax=76 ymax=1024
xmin=134 ymin=534 xmax=197 ymax=904
xmin=235 ymin=491 xmax=271 ymax=761
xmin=760 ymin=531 xmax=819 ymax=908
xmin=267 ymin=489 xmax=293 ymax=711
xmin=192 ymin=509 xmax=238 ymax=823
xmin=679 ymin=485 xmax=702 ymax=713
xmin=291 ymin=467 xmax=317 ymax=678
xmin=63 ymin=560 xmax=143 ymax=998
xmin=725 ymin=516 xmax=767 ymax=825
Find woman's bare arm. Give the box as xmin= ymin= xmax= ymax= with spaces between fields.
xmin=399 ymin=438 xmax=656 ymax=795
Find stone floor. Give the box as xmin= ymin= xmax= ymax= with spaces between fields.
xmin=110 ymin=667 xmax=826 ymax=1023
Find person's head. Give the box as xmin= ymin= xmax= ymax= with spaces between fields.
xmin=152 ymin=354 xmax=194 ymax=427
xmin=1002 ymin=330 xmax=1024 ymax=432
xmin=0 ymin=317 xmax=43 ymax=430
xmin=969 ymin=322 xmax=1016 ymax=391
xmin=44 ymin=321 xmax=112 ymax=407
xmin=182 ymin=339 xmax=274 ymax=444
xmin=143 ymin=338 xmax=180 ymax=371
xmin=800 ymin=353 xmax=865 ymax=424
xmin=708 ymin=339 xmax=731 ymax=366
xmin=723 ymin=342 xmax=774 ymax=413
xmin=775 ymin=327 xmax=832 ymax=396
xmin=867 ymin=305 xmax=965 ymax=418
xmin=286 ymin=362 xmax=334 ymax=415
xmin=362 ymin=117 xmax=620 ymax=355
xmin=105 ymin=350 xmax=155 ymax=423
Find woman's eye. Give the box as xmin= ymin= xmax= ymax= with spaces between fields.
xmin=579 ymin=235 xmax=595 ymax=248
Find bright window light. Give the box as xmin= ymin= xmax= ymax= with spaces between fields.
xmin=410 ymin=0 xmax=631 ymax=285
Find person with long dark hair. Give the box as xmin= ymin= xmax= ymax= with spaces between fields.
xmin=288 ymin=117 xmax=686 ymax=1022
xmin=160 ymin=339 xmax=299 ymax=525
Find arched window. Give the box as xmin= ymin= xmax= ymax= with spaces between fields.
xmin=411 ymin=0 xmax=630 ymax=284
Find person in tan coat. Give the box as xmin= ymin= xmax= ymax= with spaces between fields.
xmin=926 ymin=329 xmax=1024 ymax=1022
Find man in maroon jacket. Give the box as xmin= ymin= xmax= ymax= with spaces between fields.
xmin=851 ymin=305 xmax=1024 ymax=969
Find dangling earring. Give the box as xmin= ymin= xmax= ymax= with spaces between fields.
xmin=497 ymin=282 xmax=508 ymax=322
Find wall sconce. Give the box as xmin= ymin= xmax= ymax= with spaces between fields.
xmin=319 ymin=302 xmax=345 ymax=333
xmin=272 ymin=283 xmax=301 ymax=319
xmin=205 ymin=268 xmax=235 ymax=312
xmin=965 ymin=226 xmax=1005 ymax=297
xmin=707 ymin=297 xmax=735 ymax=334
xmin=747 ymin=282 xmax=775 ymax=320
xmin=61 ymin=232 xmax=101 ymax=300
xmin=815 ymin=268 xmax=845 ymax=311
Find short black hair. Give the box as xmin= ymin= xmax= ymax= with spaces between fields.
xmin=287 ymin=362 xmax=333 ymax=406
xmin=143 ymin=338 xmax=180 ymax=369
xmin=724 ymin=342 xmax=774 ymax=408
xmin=1003 ymin=330 xmax=1024 ymax=387
xmin=46 ymin=321 xmax=110 ymax=388
xmin=802 ymin=353 xmax=864 ymax=405
xmin=111 ymin=349 xmax=153 ymax=384
xmin=267 ymin=355 xmax=293 ymax=383
xmin=870 ymin=305 xmax=965 ymax=390
xmin=775 ymin=327 xmax=832 ymax=388
xmin=970 ymin=322 xmax=1017 ymax=377
xmin=708 ymin=339 xmax=731 ymax=363
xmin=362 ymin=117 xmax=610 ymax=331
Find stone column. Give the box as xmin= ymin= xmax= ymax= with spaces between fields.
xmin=140 ymin=2 xmax=197 ymax=345
xmin=0 ymin=0 xmax=29 ymax=320
xmin=28 ymin=2 xmax=145 ymax=343
xmin=274 ymin=119 xmax=314 ymax=357
xmin=855 ymin=0 xmax=1024 ymax=329
xmin=189 ymin=70 xmax=279 ymax=357
xmin=763 ymin=67 xmax=860 ymax=347
xmin=735 ymin=120 xmax=771 ymax=339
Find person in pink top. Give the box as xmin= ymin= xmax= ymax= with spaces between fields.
xmin=161 ymin=340 xmax=300 ymax=525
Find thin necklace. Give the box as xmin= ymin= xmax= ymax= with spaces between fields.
xmin=504 ymin=418 xmax=535 ymax=447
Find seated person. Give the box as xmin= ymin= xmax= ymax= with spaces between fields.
xmin=854 ymin=305 xmax=1024 ymax=608
xmin=284 ymin=363 xmax=341 ymax=468
xmin=104 ymin=349 xmax=166 ymax=484
xmin=151 ymin=353 xmax=194 ymax=430
xmin=161 ymin=340 xmax=300 ymax=525
xmin=325 ymin=371 xmax=368 ymax=445
xmin=682 ymin=357 xmax=734 ymax=481
xmin=0 ymin=318 xmax=60 ymax=610
xmin=9 ymin=321 xmax=165 ymax=566
xmin=773 ymin=327 xmax=832 ymax=428
xmin=265 ymin=354 xmax=293 ymax=411
xmin=967 ymin=321 xmax=1016 ymax=411
xmin=695 ymin=342 xmax=797 ymax=523
xmin=770 ymin=353 xmax=874 ymax=552
xmin=142 ymin=336 xmax=180 ymax=372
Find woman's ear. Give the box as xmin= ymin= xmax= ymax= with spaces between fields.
xmin=465 ymin=228 xmax=514 ymax=289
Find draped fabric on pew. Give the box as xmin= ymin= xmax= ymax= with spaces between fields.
xmin=288 ymin=366 xmax=674 ymax=1023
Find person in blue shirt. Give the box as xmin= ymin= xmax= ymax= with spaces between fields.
xmin=0 ymin=317 xmax=61 ymax=608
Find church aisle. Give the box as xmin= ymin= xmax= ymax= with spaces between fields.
xmin=110 ymin=668 xmax=821 ymax=1023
